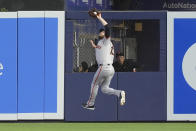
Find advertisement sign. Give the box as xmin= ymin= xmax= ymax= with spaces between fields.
xmin=163 ymin=0 xmax=196 ymax=10
xmin=66 ymin=0 xmax=196 ymax=11
xmin=167 ymin=12 xmax=196 ymax=120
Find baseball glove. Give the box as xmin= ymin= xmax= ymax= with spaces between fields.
xmin=88 ymin=8 xmax=100 ymax=18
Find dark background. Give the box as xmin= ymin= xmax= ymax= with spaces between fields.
xmin=0 ymin=0 xmax=64 ymax=11
xmin=1 ymin=0 xmax=196 ymax=11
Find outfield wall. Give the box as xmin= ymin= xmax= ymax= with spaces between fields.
xmin=0 ymin=11 xmax=64 ymax=120
xmin=167 ymin=12 xmax=196 ymax=121
xmin=0 ymin=11 xmax=196 ymax=121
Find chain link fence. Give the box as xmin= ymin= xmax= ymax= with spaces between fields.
xmin=72 ymin=20 xmax=98 ymax=72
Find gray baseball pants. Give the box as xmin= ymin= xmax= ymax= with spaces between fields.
xmin=87 ymin=65 xmax=122 ymax=106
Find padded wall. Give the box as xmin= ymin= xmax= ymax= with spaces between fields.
xmin=65 ymin=73 xmax=118 ymax=121
xmin=0 ymin=13 xmax=17 ymax=120
xmin=0 ymin=11 xmax=64 ymax=121
xmin=118 ymin=72 xmax=167 ymax=121
xmin=18 ymin=11 xmax=45 ymax=119
xmin=167 ymin=12 xmax=196 ymax=121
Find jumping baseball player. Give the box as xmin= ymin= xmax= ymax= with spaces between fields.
xmin=82 ymin=10 xmax=126 ymax=110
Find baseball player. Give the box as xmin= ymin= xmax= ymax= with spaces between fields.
xmin=82 ymin=11 xmax=126 ymax=110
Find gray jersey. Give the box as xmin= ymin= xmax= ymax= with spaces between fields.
xmin=95 ymin=38 xmax=114 ymax=65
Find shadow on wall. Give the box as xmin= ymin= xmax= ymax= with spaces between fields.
xmin=0 ymin=0 xmax=64 ymax=11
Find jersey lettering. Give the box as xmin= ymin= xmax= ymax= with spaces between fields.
xmin=0 ymin=62 xmax=3 ymax=76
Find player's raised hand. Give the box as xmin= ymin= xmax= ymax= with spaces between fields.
xmin=88 ymin=8 xmax=101 ymax=19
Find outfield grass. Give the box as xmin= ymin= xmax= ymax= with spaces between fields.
xmin=0 ymin=123 xmax=196 ymax=131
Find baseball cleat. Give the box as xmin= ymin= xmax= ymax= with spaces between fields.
xmin=120 ymin=91 xmax=126 ymax=106
xmin=82 ymin=103 xmax=95 ymax=110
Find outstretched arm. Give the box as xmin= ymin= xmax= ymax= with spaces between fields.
xmin=97 ymin=13 xmax=111 ymax=38
xmin=90 ymin=40 xmax=101 ymax=49
xmin=90 ymin=40 xmax=97 ymax=48
xmin=97 ymin=13 xmax=108 ymax=26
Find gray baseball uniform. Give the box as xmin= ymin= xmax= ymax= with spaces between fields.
xmin=87 ymin=25 xmax=122 ymax=106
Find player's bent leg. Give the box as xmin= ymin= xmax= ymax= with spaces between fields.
xmin=101 ymin=71 xmax=126 ymax=106
xmin=101 ymin=86 xmax=121 ymax=97
xmin=101 ymin=74 xmax=122 ymax=97
xmin=101 ymin=84 xmax=126 ymax=106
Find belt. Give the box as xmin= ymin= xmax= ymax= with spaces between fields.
xmin=99 ymin=64 xmax=111 ymax=66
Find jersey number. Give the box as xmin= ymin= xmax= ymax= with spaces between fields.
xmin=110 ymin=46 xmax=114 ymax=55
